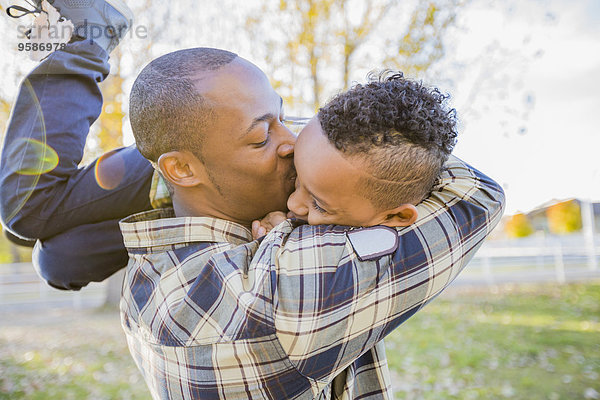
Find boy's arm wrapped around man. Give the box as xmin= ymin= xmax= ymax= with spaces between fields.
xmin=272 ymin=155 xmax=505 ymax=383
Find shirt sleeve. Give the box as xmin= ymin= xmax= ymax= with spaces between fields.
xmin=272 ymin=156 xmax=505 ymax=383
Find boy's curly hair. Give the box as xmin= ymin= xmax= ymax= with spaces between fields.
xmin=317 ymin=71 xmax=458 ymax=208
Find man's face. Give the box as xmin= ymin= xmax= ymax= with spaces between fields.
xmin=196 ymin=58 xmax=297 ymax=223
xmin=287 ymin=118 xmax=384 ymax=226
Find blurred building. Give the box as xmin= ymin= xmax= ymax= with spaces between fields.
xmin=527 ymin=198 xmax=599 ymax=234
xmin=491 ymin=198 xmax=599 ymax=240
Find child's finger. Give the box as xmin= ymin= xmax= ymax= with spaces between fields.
xmin=258 ymin=226 xmax=267 ymax=237
xmin=251 ymin=220 xmax=261 ymax=239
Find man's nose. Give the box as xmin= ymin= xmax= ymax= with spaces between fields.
xmin=276 ymin=125 xmax=296 ymax=158
xmin=277 ymin=143 xmax=294 ymax=158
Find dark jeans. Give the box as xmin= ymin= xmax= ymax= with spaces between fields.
xmin=0 ymin=40 xmax=153 ymax=290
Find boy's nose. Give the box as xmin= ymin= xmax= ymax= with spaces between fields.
xmin=287 ymin=190 xmax=308 ymax=220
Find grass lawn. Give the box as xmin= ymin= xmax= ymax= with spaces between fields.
xmin=0 ymin=307 xmax=149 ymax=400
xmin=386 ymin=282 xmax=600 ymax=399
xmin=1 ymin=282 xmax=598 ymax=399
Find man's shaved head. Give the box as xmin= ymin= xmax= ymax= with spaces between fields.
xmin=129 ymin=47 xmax=238 ymax=162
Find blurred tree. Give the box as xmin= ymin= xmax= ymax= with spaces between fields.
xmin=245 ymin=0 xmax=334 ymax=112
xmin=505 ymin=213 xmax=534 ymax=238
xmin=336 ymin=0 xmax=396 ymax=90
xmin=246 ymin=0 xmax=465 ymax=113
xmin=0 ymin=99 xmax=10 ymax=129
xmin=383 ymin=0 xmax=461 ymax=78
xmin=98 ymin=75 xmax=125 ymax=150
xmin=546 ymin=200 xmax=583 ymax=235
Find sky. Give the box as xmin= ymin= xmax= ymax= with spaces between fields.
xmin=1 ymin=0 xmax=599 ymax=216
xmin=445 ymin=0 xmax=600 ymax=214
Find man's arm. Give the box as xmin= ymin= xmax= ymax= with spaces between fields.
xmin=272 ymin=155 xmax=505 ymax=383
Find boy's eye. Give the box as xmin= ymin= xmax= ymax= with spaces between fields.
xmin=312 ymin=199 xmax=327 ymax=214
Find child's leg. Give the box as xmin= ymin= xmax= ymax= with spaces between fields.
xmin=0 ymin=40 xmax=153 ymax=289
xmin=33 ymin=219 xmax=129 ymax=290
xmin=0 ymin=40 xmax=153 ymax=240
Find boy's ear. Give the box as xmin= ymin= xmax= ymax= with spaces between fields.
xmin=377 ymin=204 xmax=418 ymax=227
xmin=157 ymin=151 xmax=204 ymax=188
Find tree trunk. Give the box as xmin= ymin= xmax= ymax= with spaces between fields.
xmin=310 ymin=46 xmax=320 ymax=110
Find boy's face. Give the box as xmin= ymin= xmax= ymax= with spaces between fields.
xmin=287 ymin=117 xmax=388 ymax=226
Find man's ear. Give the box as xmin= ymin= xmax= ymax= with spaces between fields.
xmin=376 ymin=204 xmax=418 ymax=227
xmin=157 ymin=151 xmax=204 ymax=188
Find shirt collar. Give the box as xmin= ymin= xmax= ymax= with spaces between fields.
xmin=119 ymin=208 xmax=253 ymax=250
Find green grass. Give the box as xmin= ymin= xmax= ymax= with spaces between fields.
xmin=386 ymin=282 xmax=600 ymax=399
xmin=0 ymin=307 xmax=149 ymax=400
xmin=1 ymin=283 xmax=598 ymax=399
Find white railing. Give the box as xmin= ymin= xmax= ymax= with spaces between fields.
xmin=453 ymin=233 xmax=600 ymax=286
xmin=1 ymin=234 xmax=599 ymax=309
xmin=0 ymin=262 xmax=107 ymax=310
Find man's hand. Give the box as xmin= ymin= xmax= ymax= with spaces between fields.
xmin=251 ymin=211 xmax=287 ymax=240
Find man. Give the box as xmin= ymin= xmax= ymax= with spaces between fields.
xmin=0 ymin=1 xmax=504 ymax=398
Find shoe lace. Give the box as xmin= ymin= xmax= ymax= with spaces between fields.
xmin=6 ymin=0 xmax=45 ymax=19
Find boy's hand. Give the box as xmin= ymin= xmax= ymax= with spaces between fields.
xmin=251 ymin=211 xmax=287 ymax=240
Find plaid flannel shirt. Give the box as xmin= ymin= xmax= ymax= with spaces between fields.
xmin=119 ymin=156 xmax=505 ymax=399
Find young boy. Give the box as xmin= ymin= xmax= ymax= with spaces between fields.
xmin=250 ymin=70 xmax=457 ymax=238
